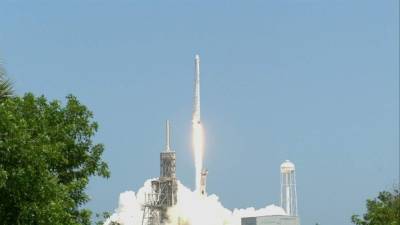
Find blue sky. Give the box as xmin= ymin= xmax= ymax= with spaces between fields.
xmin=0 ymin=1 xmax=398 ymax=225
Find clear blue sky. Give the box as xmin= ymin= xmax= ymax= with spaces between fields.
xmin=0 ymin=1 xmax=398 ymax=225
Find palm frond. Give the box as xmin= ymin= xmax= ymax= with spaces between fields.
xmin=0 ymin=63 xmax=13 ymax=100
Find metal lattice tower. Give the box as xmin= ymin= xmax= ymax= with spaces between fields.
xmin=280 ymin=160 xmax=298 ymax=216
xmin=142 ymin=120 xmax=178 ymax=225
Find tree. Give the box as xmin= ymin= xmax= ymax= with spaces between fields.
xmin=352 ymin=187 xmax=400 ymax=225
xmin=0 ymin=63 xmax=13 ymax=100
xmin=95 ymin=212 xmax=121 ymax=225
xmin=0 ymin=93 xmax=110 ymax=225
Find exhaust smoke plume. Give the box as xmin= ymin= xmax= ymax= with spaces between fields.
xmin=104 ymin=180 xmax=286 ymax=225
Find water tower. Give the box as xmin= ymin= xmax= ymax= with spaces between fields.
xmin=280 ymin=160 xmax=298 ymax=216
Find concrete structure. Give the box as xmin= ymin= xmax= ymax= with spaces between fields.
xmin=241 ymin=215 xmax=300 ymax=225
xmin=280 ymin=160 xmax=298 ymax=216
xmin=142 ymin=120 xmax=178 ymax=225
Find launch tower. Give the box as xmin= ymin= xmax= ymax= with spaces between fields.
xmin=142 ymin=120 xmax=178 ymax=225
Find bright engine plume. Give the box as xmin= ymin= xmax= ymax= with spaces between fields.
xmin=192 ymin=54 xmax=204 ymax=193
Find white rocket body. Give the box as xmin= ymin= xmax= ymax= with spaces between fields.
xmin=193 ymin=54 xmax=201 ymax=125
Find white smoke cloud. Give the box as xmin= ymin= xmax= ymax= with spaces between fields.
xmin=103 ymin=179 xmax=154 ymax=225
xmin=104 ymin=179 xmax=286 ymax=225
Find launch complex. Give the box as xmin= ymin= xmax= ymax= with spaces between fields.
xmin=140 ymin=55 xmax=299 ymax=225
xmin=141 ymin=55 xmax=207 ymax=225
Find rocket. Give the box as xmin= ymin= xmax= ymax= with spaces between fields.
xmin=193 ymin=54 xmax=201 ymax=125
xmin=192 ymin=54 xmax=208 ymax=196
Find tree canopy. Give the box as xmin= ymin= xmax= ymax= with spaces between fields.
xmin=352 ymin=187 xmax=400 ymax=225
xmin=0 ymin=93 xmax=110 ymax=225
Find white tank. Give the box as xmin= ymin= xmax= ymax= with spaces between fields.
xmin=280 ymin=160 xmax=295 ymax=173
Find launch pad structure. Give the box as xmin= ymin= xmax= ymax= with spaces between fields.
xmin=142 ymin=120 xmax=178 ymax=225
xmin=142 ymin=54 xmax=207 ymax=225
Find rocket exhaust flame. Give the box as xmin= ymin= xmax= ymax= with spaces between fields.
xmin=192 ymin=54 xmax=204 ymax=193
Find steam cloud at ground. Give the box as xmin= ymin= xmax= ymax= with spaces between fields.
xmin=104 ymin=179 xmax=286 ymax=225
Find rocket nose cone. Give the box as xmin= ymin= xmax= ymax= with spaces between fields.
xmin=195 ymin=54 xmax=200 ymax=60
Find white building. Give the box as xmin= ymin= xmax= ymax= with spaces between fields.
xmin=241 ymin=215 xmax=300 ymax=225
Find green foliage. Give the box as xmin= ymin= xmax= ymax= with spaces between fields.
xmin=95 ymin=212 xmax=121 ymax=225
xmin=0 ymin=93 xmax=110 ymax=225
xmin=352 ymin=187 xmax=400 ymax=225
xmin=0 ymin=63 xmax=13 ymax=100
